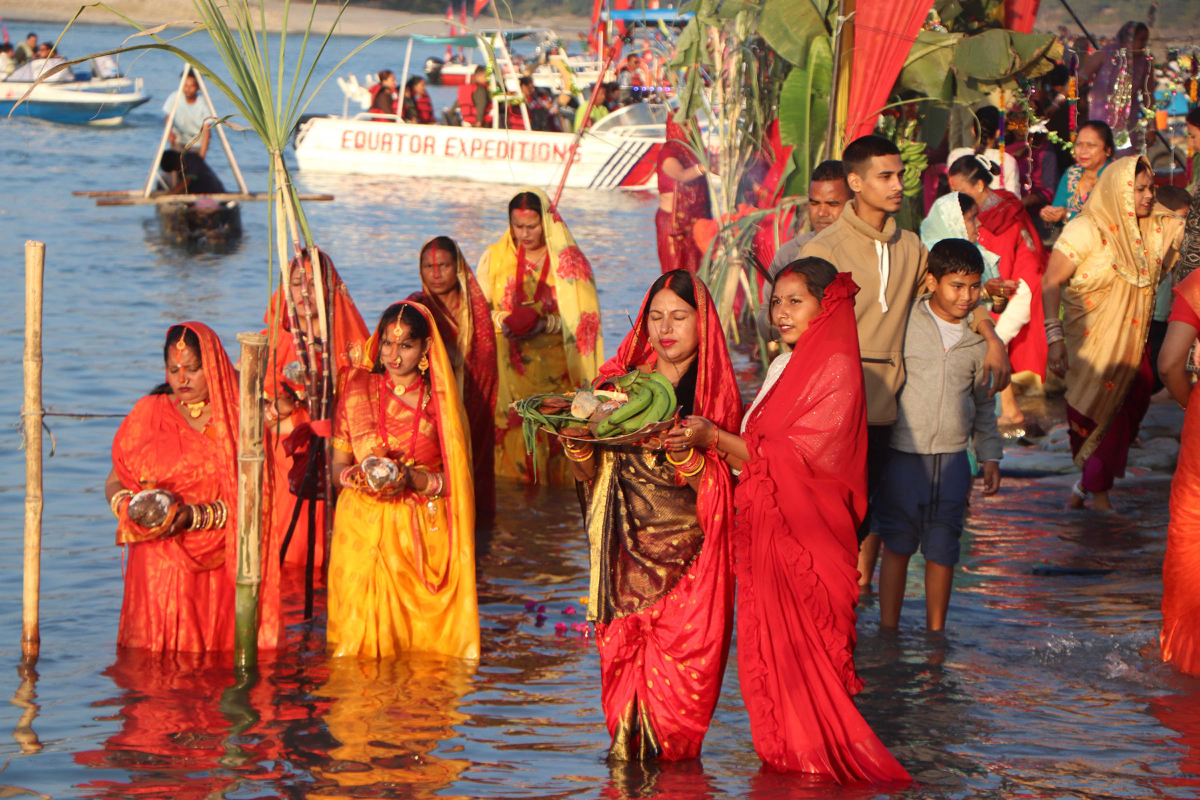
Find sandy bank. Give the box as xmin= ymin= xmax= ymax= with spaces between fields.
xmin=0 ymin=0 xmax=592 ymax=39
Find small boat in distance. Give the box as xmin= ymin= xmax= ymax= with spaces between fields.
xmin=1 ymin=55 xmax=149 ymax=126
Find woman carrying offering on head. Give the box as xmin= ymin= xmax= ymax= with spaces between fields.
xmin=328 ymin=302 xmax=479 ymax=659
xmin=105 ymin=323 xmax=251 ymax=651
xmin=655 ymin=116 xmax=711 ymax=274
xmin=677 ymin=261 xmax=910 ymax=783
xmin=409 ymin=236 xmax=499 ymax=529
xmin=478 ymin=188 xmax=603 ymax=485
xmin=1041 ymin=121 xmax=1115 ymax=225
xmin=263 ymin=250 xmax=368 ymax=572
xmin=565 ymin=270 xmax=739 ymax=761
xmin=1043 ymin=156 xmax=1185 ymax=512
xmin=949 ymin=156 xmax=1048 ymax=425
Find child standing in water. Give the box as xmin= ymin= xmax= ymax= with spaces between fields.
xmin=876 ymin=239 xmax=1003 ymax=632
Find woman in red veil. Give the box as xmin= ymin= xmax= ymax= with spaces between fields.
xmin=682 ymin=261 xmax=909 ymax=783
xmin=262 ymin=249 xmax=369 ymax=573
xmin=564 ymin=269 xmax=740 ymax=760
xmin=655 ymin=118 xmax=711 ymax=274
xmin=105 ymin=323 xmax=265 ymax=651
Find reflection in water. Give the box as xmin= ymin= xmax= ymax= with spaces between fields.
xmin=309 ymin=655 xmax=475 ymax=799
xmin=74 ymin=649 xmax=266 ymax=799
xmin=9 ymin=664 xmax=42 ymax=756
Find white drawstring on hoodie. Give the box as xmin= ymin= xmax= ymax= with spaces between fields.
xmin=874 ymin=239 xmax=890 ymax=313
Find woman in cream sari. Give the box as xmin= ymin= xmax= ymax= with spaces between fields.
xmin=478 ymin=187 xmax=603 ymax=485
xmin=1043 ymin=156 xmax=1185 ymax=511
xmin=328 ymin=301 xmax=479 ymax=659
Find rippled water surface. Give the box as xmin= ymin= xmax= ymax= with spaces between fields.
xmin=2 ymin=20 xmax=1200 ymax=800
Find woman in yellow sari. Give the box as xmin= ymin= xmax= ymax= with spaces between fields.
xmin=478 ymin=187 xmax=603 ymax=484
xmin=328 ymin=301 xmax=479 ymax=660
xmin=1043 ymin=156 xmax=1185 ymax=511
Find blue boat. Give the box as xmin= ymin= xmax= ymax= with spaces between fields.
xmin=1 ymin=56 xmax=150 ymax=126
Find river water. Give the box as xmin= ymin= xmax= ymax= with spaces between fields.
xmin=2 ymin=19 xmax=1199 ymax=800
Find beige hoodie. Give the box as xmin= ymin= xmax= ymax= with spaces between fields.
xmin=799 ymin=200 xmax=928 ymax=425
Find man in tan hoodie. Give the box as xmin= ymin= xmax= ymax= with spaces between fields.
xmin=800 ymin=134 xmax=1012 ymax=591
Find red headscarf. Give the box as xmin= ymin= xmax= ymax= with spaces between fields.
xmin=600 ymin=271 xmax=742 ymax=435
xmin=979 ymin=189 xmax=1048 ymax=269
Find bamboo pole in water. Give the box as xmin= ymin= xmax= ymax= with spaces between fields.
xmin=235 ymin=333 xmax=268 ymax=672
xmin=22 ymin=241 xmax=44 ymax=665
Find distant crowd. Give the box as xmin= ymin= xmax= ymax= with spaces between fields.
xmin=0 ymin=31 xmax=62 ymax=77
xmin=366 ymin=52 xmax=657 ymax=134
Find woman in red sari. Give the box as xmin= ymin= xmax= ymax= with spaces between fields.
xmin=564 ymin=269 xmax=740 ymax=760
xmin=682 ymin=260 xmax=910 ymax=784
xmin=105 ymin=323 xmax=244 ymax=652
xmin=263 ymin=249 xmax=369 ymax=572
xmin=950 ymin=155 xmax=1048 ymax=424
xmin=656 ymin=117 xmax=711 ymax=274
xmin=1157 ymin=266 xmax=1200 ymax=676
xmin=408 ymin=236 xmax=498 ymax=528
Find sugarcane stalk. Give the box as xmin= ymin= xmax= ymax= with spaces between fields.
xmin=235 ymin=332 xmax=268 ymax=672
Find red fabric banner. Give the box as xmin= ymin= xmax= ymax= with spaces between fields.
xmin=1004 ymin=0 xmax=1041 ymax=33
xmin=845 ymin=0 xmax=936 ymax=142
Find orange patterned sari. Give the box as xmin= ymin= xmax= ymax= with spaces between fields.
xmin=110 ymin=322 xmax=246 ymax=652
xmin=328 ymin=302 xmax=479 ymax=659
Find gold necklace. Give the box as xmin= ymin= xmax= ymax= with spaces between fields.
xmin=182 ymin=399 xmax=209 ymax=419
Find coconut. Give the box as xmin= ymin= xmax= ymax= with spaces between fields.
xmin=128 ymin=489 xmax=174 ymax=528
xmin=361 ymin=456 xmax=401 ymax=492
xmin=570 ymin=391 xmax=602 ymax=420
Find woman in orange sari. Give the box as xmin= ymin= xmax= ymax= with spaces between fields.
xmin=263 ymin=250 xmax=368 ymax=572
xmin=478 ymin=187 xmax=603 ymax=485
xmin=328 ymin=302 xmax=479 ymax=659
xmin=104 ymin=323 xmax=265 ymax=651
xmin=1157 ymin=250 xmax=1200 ymax=676
xmin=564 ymin=270 xmax=740 ymax=761
xmin=409 ymin=236 xmax=498 ymax=528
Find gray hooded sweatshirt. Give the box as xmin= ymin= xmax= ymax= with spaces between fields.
xmin=890 ymin=295 xmax=1003 ymax=463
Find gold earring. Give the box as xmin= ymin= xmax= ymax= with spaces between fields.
xmin=418 ymin=354 xmax=429 ymax=373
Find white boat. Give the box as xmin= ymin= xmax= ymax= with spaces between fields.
xmin=1 ymin=56 xmax=149 ymax=125
xmin=294 ymin=102 xmax=671 ymax=190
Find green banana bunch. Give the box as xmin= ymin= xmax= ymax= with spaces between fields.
xmin=898 ymin=138 xmax=927 ymax=198
xmin=594 ymin=371 xmax=677 ymax=438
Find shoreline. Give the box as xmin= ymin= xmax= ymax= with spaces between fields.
xmin=0 ymin=0 xmax=594 ymax=39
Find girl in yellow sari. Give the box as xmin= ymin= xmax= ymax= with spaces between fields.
xmin=328 ymin=301 xmax=479 ymax=660
xmin=1043 ymin=156 xmax=1185 ymax=511
xmin=478 ymin=187 xmax=603 ymax=484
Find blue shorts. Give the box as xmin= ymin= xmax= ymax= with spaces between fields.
xmin=874 ymin=449 xmax=971 ymax=568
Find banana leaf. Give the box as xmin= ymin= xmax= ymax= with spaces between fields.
xmin=777 ymin=34 xmax=831 ymax=196
xmin=758 ymin=0 xmax=833 ymax=66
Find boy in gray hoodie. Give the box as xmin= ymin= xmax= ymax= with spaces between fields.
xmin=876 ymin=239 xmax=1003 ymax=632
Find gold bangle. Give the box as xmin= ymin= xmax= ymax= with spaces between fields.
xmin=665 ymin=448 xmax=695 ymax=467
xmin=110 ymin=490 xmax=133 ymax=519
xmin=565 ymin=445 xmax=594 ymax=462
xmin=185 ymin=504 xmax=202 ymax=531
xmin=218 ymin=500 xmax=229 ymax=529
xmin=678 ymin=457 xmax=706 ymax=478
xmin=562 ymin=438 xmax=591 ymax=453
